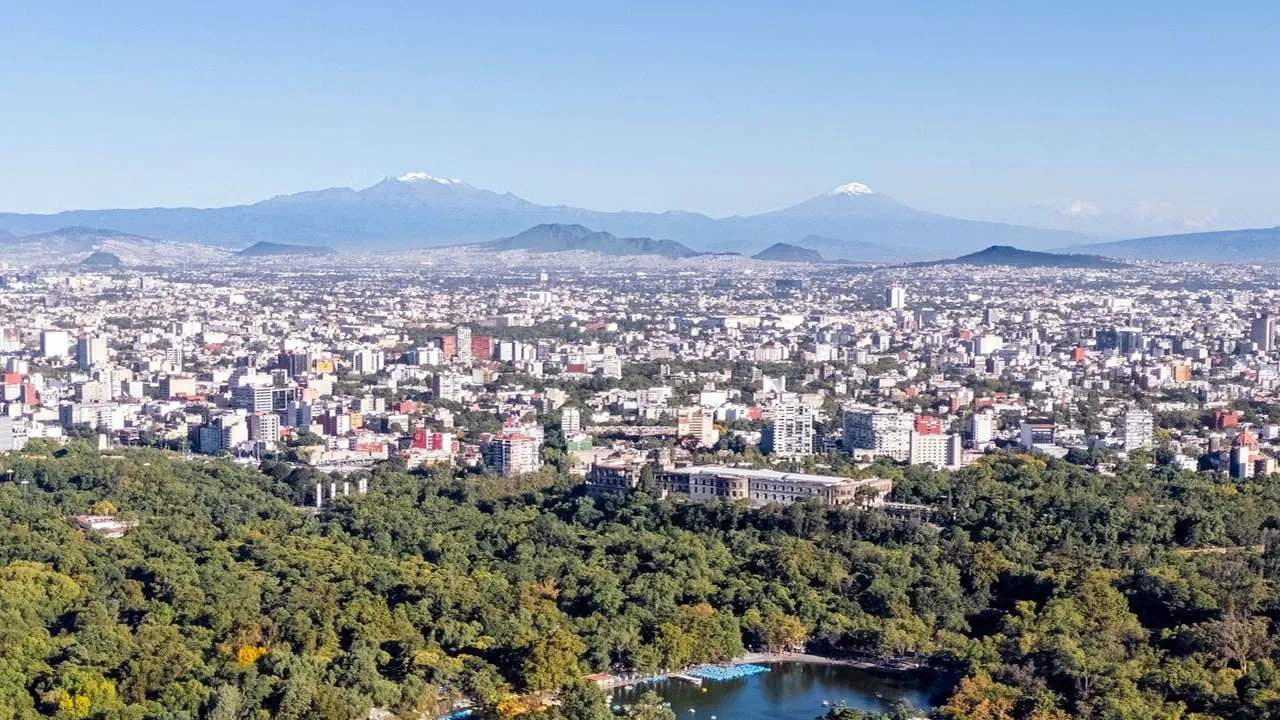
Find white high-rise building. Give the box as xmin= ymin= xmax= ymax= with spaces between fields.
xmin=908 ymin=431 xmax=964 ymax=469
xmin=433 ymin=372 xmax=466 ymax=404
xmin=677 ymin=406 xmax=720 ymax=448
xmin=40 ymin=330 xmax=70 ymax=359
xmin=601 ymin=356 xmax=623 ymax=379
xmin=408 ymin=346 xmax=442 ymax=366
xmin=231 ymin=384 xmax=275 ymax=413
xmin=974 ymin=335 xmax=1004 ymax=355
xmin=842 ymin=405 xmax=912 ymax=462
xmin=76 ymin=335 xmax=108 ymax=370
xmin=248 ymin=412 xmax=281 ymax=443
xmin=561 ymin=406 xmax=582 ymax=435
xmin=484 ymin=434 xmax=541 ymax=476
xmin=885 ymin=286 xmax=906 ymax=310
xmin=455 ymin=326 xmax=472 ymax=363
xmin=1121 ymin=409 xmax=1154 ymax=452
xmin=761 ymin=401 xmax=813 ymax=458
xmin=968 ymin=410 xmax=995 ymax=447
xmin=352 ymin=348 xmax=385 ymax=375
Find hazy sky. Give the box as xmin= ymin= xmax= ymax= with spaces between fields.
xmin=3 ymin=1 xmax=1278 ymax=228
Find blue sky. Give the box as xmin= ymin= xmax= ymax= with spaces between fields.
xmin=2 ymin=1 xmax=1278 ymax=231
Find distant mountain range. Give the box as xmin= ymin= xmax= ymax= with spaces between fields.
xmin=1060 ymin=227 xmax=1280 ymax=263
xmin=485 ymin=224 xmax=700 ymax=258
xmin=7 ymin=175 xmax=1280 ymax=264
xmin=929 ymin=245 xmax=1127 ymax=269
xmin=238 ymin=241 xmax=337 ymax=258
xmin=752 ymin=243 xmax=824 ymax=263
xmin=0 ymin=173 xmax=1091 ymax=260
xmin=0 ymin=226 xmax=229 ymax=266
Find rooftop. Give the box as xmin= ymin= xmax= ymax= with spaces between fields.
xmin=666 ymin=464 xmax=873 ymax=486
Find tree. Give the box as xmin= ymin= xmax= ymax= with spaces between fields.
xmin=941 ymin=673 xmax=1018 ymax=720
xmin=522 ymin=628 xmax=587 ymax=692
xmin=559 ymin=680 xmax=612 ymax=720
xmin=1200 ymin=607 xmax=1273 ymax=674
xmin=628 ymin=691 xmax=676 ymax=720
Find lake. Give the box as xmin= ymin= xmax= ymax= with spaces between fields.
xmin=612 ymin=662 xmax=941 ymax=720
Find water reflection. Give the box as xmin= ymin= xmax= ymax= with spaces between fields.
xmin=613 ymin=662 xmax=941 ymax=720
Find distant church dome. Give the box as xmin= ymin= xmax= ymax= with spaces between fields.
xmin=1233 ymin=430 xmax=1259 ymax=451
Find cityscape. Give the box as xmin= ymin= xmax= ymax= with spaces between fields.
xmin=4 ymin=251 xmax=1280 ymax=718
xmin=6 ymin=3 xmax=1280 ymax=720
xmin=8 ymin=258 xmax=1280 ymax=486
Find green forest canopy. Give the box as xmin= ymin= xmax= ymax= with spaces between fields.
xmin=1 ymin=442 xmax=1280 ymax=719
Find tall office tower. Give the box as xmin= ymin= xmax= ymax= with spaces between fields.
xmin=560 ymin=406 xmax=582 ymax=435
xmin=455 ymin=326 xmax=472 ymax=363
xmin=1251 ymin=314 xmax=1275 ymax=352
xmin=231 ymin=384 xmax=275 ymax=413
xmin=278 ymin=351 xmax=311 ymax=377
xmin=40 ymin=330 xmax=69 ymax=359
xmin=885 ymin=286 xmax=906 ymax=310
xmin=1116 ymin=327 xmax=1145 ymax=353
xmin=968 ymin=409 xmax=996 ymax=447
xmin=284 ymin=399 xmax=313 ymax=428
xmin=842 ymin=405 xmax=913 ymax=461
xmin=76 ymin=335 xmax=108 ymax=370
xmin=1121 ymin=409 xmax=1155 ymax=452
xmin=352 ymin=348 xmax=384 ymax=375
xmin=248 ymin=412 xmax=281 ymax=443
xmin=761 ymin=401 xmax=814 ymax=458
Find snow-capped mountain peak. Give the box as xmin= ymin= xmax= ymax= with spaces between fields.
xmin=829 ymin=182 xmax=874 ymax=196
xmin=396 ymin=172 xmax=463 ymax=185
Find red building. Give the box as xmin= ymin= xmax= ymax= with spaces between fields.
xmin=471 ymin=335 xmax=493 ymax=361
xmin=914 ymin=415 xmax=944 ymax=435
xmin=439 ymin=335 xmax=457 ymax=358
xmin=1214 ymin=410 xmax=1240 ymax=430
xmin=1071 ymin=347 xmax=1087 ymax=362
xmin=412 ymin=429 xmax=455 ymax=451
